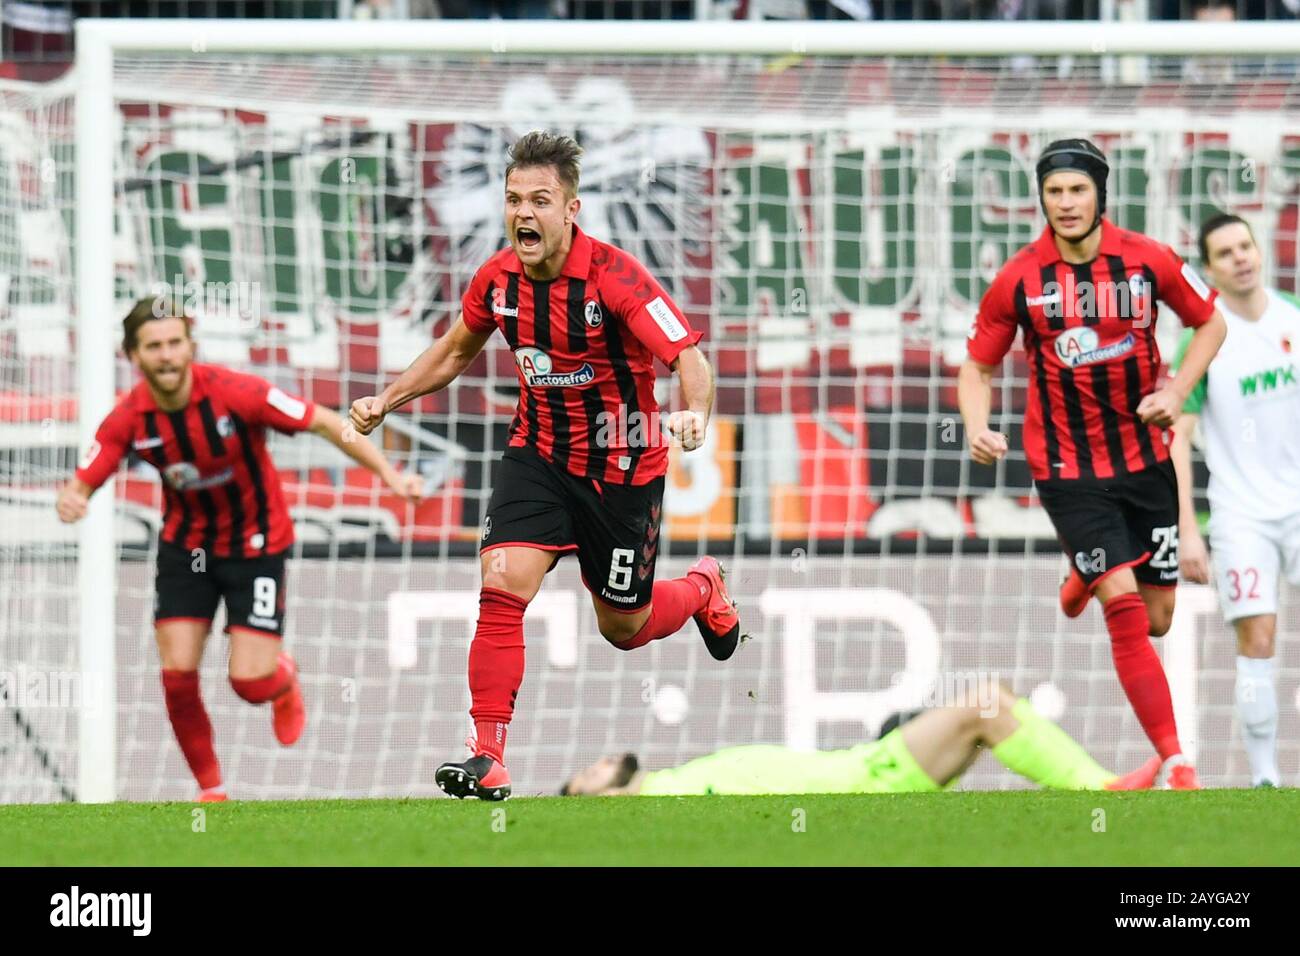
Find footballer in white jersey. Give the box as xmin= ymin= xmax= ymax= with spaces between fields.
xmin=1170 ymin=214 xmax=1300 ymax=787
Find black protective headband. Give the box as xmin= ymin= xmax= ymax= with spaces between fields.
xmin=1036 ymin=139 xmax=1109 ymax=239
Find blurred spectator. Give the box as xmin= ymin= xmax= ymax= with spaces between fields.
xmin=564 ymin=0 xmax=694 ymax=16
xmin=4 ymin=0 xmax=339 ymax=63
xmin=1191 ymin=0 xmax=1239 ymax=18
xmin=3 ymin=0 xmax=73 ymax=61
xmin=805 ymin=0 xmax=873 ymax=17
xmin=440 ymin=0 xmax=556 ymax=14
xmin=1155 ymin=0 xmax=1296 ymax=19
xmin=1190 ymin=0 xmax=1237 ymax=17
xmin=921 ymin=0 xmax=1086 ymax=17
xmin=4 ymin=0 xmax=1300 ymax=67
xmin=745 ymin=0 xmax=825 ymax=16
xmin=1184 ymin=0 xmax=1237 ymax=82
xmin=1239 ymin=0 xmax=1296 ymax=17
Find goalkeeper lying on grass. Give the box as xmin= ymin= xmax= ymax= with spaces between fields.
xmin=561 ymin=683 xmax=1162 ymax=796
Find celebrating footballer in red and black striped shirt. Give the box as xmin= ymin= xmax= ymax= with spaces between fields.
xmin=56 ymin=297 xmax=421 ymax=802
xmin=351 ymin=130 xmax=743 ymax=801
xmin=958 ymin=138 xmax=1228 ymax=790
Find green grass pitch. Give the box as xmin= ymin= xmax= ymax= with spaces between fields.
xmin=2 ymin=789 xmax=1297 ymax=865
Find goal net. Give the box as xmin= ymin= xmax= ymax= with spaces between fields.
xmin=3 ymin=22 xmax=1299 ymax=802
xmin=0 ymin=74 xmax=81 ymax=803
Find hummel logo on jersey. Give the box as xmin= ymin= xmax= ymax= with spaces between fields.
xmin=491 ymin=287 xmax=518 ymax=318
xmin=584 ymin=299 xmax=603 ymax=328
xmin=132 ymin=436 xmax=164 ymax=450
xmin=1239 ymin=363 xmax=1298 ymax=397
xmin=1026 ymin=291 xmax=1063 ymax=307
xmin=1054 ymin=327 xmax=1136 ymax=368
xmin=515 ymin=348 xmax=595 ymax=388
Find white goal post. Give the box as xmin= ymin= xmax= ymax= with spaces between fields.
xmin=61 ymin=18 xmax=1300 ymax=803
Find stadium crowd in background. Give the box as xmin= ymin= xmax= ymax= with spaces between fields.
xmin=3 ymin=0 xmax=1300 ymax=65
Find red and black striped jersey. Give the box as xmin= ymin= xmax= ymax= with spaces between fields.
xmin=461 ymin=224 xmax=703 ymax=486
xmin=968 ymin=218 xmax=1218 ymax=482
xmin=75 ymin=363 xmax=315 ymax=557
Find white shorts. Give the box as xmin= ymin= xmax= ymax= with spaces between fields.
xmin=1208 ymin=510 xmax=1300 ymax=622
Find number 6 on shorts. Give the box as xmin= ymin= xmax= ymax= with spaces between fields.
xmin=607 ymin=548 xmax=635 ymax=592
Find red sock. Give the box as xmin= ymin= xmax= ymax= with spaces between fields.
xmin=469 ymin=588 xmax=528 ymax=764
xmin=1103 ymin=593 xmax=1183 ymax=760
xmin=611 ymin=575 xmax=711 ymax=651
xmin=229 ymin=657 xmax=292 ymax=704
xmin=160 ymin=670 xmax=222 ymax=790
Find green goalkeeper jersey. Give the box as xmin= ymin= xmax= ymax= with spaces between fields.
xmin=636 ymin=728 xmax=939 ymax=796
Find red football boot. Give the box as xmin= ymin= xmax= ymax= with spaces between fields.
xmin=1060 ymin=565 xmax=1092 ymax=619
xmin=1105 ymin=756 xmax=1162 ymax=791
xmin=1165 ymin=763 xmax=1202 ymax=791
xmin=687 ymin=556 xmax=744 ymax=661
xmin=436 ymin=740 xmax=512 ymax=801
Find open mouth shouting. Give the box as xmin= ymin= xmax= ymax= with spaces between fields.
xmin=515 ymin=226 xmax=543 ymax=253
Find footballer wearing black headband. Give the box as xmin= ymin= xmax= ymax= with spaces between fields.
xmin=957 ymin=137 xmax=1228 ymax=791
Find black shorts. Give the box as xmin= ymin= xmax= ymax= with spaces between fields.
xmin=481 ymin=445 xmax=665 ymax=612
xmin=1036 ymin=458 xmax=1180 ymax=590
xmin=155 ymin=539 xmax=288 ymax=637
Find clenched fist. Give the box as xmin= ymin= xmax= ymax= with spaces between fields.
xmin=349 ymin=395 xmax=388 ymax=436
xmin=55 ymin=481 xmax=90 ymax=524
xmin=666 ymin=410 xmax=707 ymax=452
xmin=387 ymin=471 xmax=425 ymax=504
xmin=1136 ymin=387 xmax=1184 ymax=429
xmin=968 ymin=428 xmax=1009 ymax=466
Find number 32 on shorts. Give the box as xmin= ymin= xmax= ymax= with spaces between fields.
xmin=1226 ymin=567 xmax=1261 ymax=602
